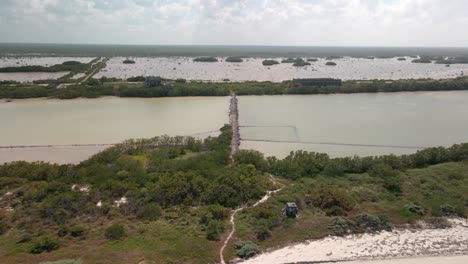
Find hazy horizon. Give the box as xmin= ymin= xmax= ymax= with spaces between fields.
xmin=1 ymin=0 xmax=468 ymax=47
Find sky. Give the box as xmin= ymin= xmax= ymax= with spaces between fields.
xmin=0 ymin=0 xmax=467 ymax=47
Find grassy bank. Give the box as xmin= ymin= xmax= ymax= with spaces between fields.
xmin=1 ymin=77 xmax=468 ymax=99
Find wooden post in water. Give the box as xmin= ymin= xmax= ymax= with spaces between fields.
xmin=229 ymin=91 xmax=240 ymax=163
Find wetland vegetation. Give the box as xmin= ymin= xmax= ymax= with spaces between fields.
xmin=262 ymin=59 xmax=279 ymax=66
xmin=226 ymin=57 xmax=243 ymax=62
xmin=3 ymin=76 xmax=468 ymax=100
xmin=194 ymin=56 xmax=218 ymax=62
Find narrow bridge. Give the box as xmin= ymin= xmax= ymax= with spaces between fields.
xmin=229 ymin=91 xmax=240 ymax=163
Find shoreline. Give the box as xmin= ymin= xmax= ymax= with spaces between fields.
xmin=241 ymin=219 xmax=468 ymax=264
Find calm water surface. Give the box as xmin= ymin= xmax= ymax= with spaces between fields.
xmin=239 ymin=91 xmax=468 ymax=157
xmin=0 ymin=97 xmax=228 ymax=163
xmin=2 ymin=91 xmax=468 ymax=163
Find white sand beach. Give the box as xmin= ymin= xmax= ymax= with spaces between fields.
xmin=242 ymin=219 xmax=468 ymax=264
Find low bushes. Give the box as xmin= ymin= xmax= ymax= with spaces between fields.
xmin=439 ymin=204 xmax=457 ymax=216
xmin=205 ymin=220 xmax=224 ymax=241
xmin=307 ymin=186 xmax=354 ymax=216
xmin=356 ymin=214 xmax=390 ymax=232
xmin=29 ymin=236 xmax=60 ymax=254
xmin=226 ymin=57 xmax=243 ymax=62
xmin=235 ymin=240 xmax=260 ymax=259
xmin=194 ymin=57 xmax=218 ymax=62
xmin=402 ymin=203 xmax=426 ymax=216
xmin=136 ymin=203 xmax=162 ymax=221
xmin=328 ymin=217 xmax=356 ymax=236
xmin=70 ymin=225 xmax=87 ymax=237
xmin=262 ymin=60 xmax=279 ymax=66
xmin=123 ymin=59 xmax=135 ymax=64
xmin=281 ymin=58 xmax=303 ymax=63
xmin=105 ymin=224 xmax=126 ymax=240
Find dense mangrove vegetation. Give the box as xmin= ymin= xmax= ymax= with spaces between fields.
xmin=262 ymin=59 xmax=280 ymax=66
xmin=0 ymin=61 xmax=88 ymax=73
xmin=193 ymin=57 xmax=218 ymax=62
xmin=2 ymin=76 xmax=468 ymax=100
xmin=226 ymin=56 xmax=243 ymax=62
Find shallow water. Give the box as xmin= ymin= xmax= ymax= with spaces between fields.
xmin=94 ymin=57 xmax=468 ymax=81
xmin=238 ymin=91 xmax=468 ymax=158
xmin=0 ymin=72 xmax=69 ymax=82
xmin=0 ymin=97 xmax=229 ymax=146
xmin=0 ymin=146 xmax=109 ymax=164
xmin=2 ymin=91 xmax=468 ymax=163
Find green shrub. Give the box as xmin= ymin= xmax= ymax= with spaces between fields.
xmin=308 ymin=186 xmax=354 ymax=215
xmin=105 ymin=224 xmax=126 ymax=241
xmin=403 ymin=203 xmax=426 ymax=216
xmin=136 ymin=204 xmax=162 ymax=221
xmin=281 ymin=58 xmax=304 ymax=63
xmin=62 ymin=61 xmax=82 ymax=66
xmin=205 ymin=220 xmax=224 ymax=241
xmin=368 ymin=163 xmax=398 ymax=178
xmin=254 ymin=220 xmax=271 ymax=241
xmin=262 ymin=60 xmax=279 ymax=66
xmin=57 ymin=226 xmax=69 ymax=237
xmin=207 ymin=204 xmax=230 ymax=220
xmin=356 ymin=214 xmax=390 ymax=232
xmin=123 ymin=59 xmax=135 ymax=64
xmin=293 ymin=61 xmax=311 ymax=67
xmin=439 ymin=204 xmax=456 ymax=216
xmin=70 ymin=226 xmax=87 ymax=237
xmin=226 ymin=57 xmax=243 ymax=62
xmin=127 ymin=76 xmax=145 ymax=82
xmin=329 ymin=217 xmax=356 ymax=236
xmin=234 ymin=150 xmax=266 ymax=170
xmin=235 ymin=240 xmax=260 ymax=259
xmin=29 ymin=236 xmax=60 ymax=254
xmin=194 ymin=57 xmax=218 ymax=62
xmin=324 ymin=205 xmax=346 ymax=216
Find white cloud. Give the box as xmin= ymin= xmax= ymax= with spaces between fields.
xmin=0 ymin=0 xmax=467 ymax=46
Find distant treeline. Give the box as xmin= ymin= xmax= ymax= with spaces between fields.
xmin=0 ymin=61 xmax=87 ymax=73
xmin=2 ymin=43 xmax=468 ymax=58
xmin=1 ymin=77 xmax=468 ymax=99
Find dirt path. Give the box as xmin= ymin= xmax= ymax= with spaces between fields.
xmin=219 ymin=175 xmax=285 ymax=264
xmin=80 ymin=57 xmax=108 ymax=84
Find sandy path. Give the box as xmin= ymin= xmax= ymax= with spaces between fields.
xmin=219 ymin=175 xmax=285 ymax=264
xmin=242 ymin=219 xmax=468 ymax=264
